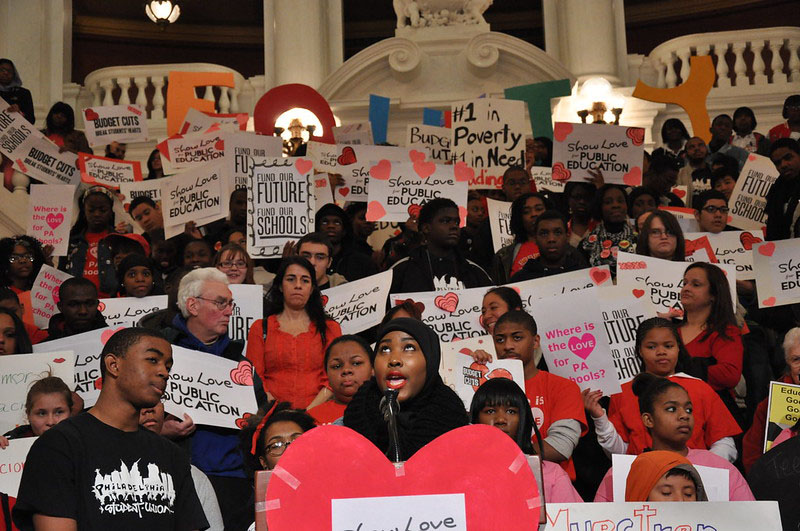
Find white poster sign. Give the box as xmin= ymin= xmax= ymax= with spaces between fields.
xmin=390 ymin=286 xmax=487 ymax=342
xmin=119 ymin=179 xmax=162 ymax=213
xmin=684 ymin=230 xmax=760 ymax=280
xmin=331 ymin=494 xmax=467 ymax=531
xmin=508 ymin=266 xmax=612 ymax=306
xmin=332 ymin=122 xmax=373 ymax=145
xmin=321 ymin=271 xmax=393 ymax=335
xmin=0 ymin=438 xmax=37 ymax=497
xmin=486 ymin=198 xmax=513 ymax=253
xmin=82 ymin=104 xmax=148 ymax=146
xmin=160 ymin=160 xmax=225 ymax=226
xmin=179 ymin=108 xmax=248 ymax=134
xmin=27 ymin=184 xmax=75 ymax=257
xmin=753 ymin=240 xmax=800 ymax=308
xmin=99 ymin=295 xmax=168 ymax=328
xmin=164 ymin=129 xmax=226 ymax=170
xmin=332 ymin=144 xmax=413 ymax=202
xmin=406 ymin=124 xmax=453 ymax=162
xmin=610 ymin=453 xmax=729 ymax=502
xmin=228 ymin=284 xmax=263 ymax=352
xmin=78 ymin=153 xmax=143 ymax=188
xmin=225 ymin=131 xmax=284 ymax=189
xmin=728 ymin=153 xmax=778 ymax=230
xmin=531 ymin=166 xmax=564 ymax=193
xmin=597 ymin=286 xmax=655 ymax=385
xmin=29 ymin=265 xmax=72 ymax=329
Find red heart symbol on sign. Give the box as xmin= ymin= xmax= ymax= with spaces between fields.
xmin=94 ymin=377 xmax=103 ymax=390
xmin=338 ymin=187 xmax=350 ymax=197
xmin=46 ymin=213 xmax=64 ymax=230
xmin=407 ymin=204 xmax=421 ymax=219
xmin=623 ymin=166 xmax=642 ymax=186
xmin=408 ymin=149 xmax=426 ymax=164
xmin=758 ymin=242 xmax=776 ymax=256
xmin=468 ymin=361 xmax=489 ymax=390
xmin=214 ymin=139 xmax=225 ymax=151
xmin=739 ymin=231 xmax=762 ymax=251
xmin=321 ymin=295 xmax=329 ymax=307
xmin=762 ymin=296 xmax=776 ymax=307
xmin=632 ymin=289 xmax=645 ymax=298
xmin=672 ymin=187 xmax=687 ymax=199
xmin=486 ymin=368 xmax=513 ymax=381
xmin=229 ymin=360 xmax=254 ymax=386
xmin=97 ymin=301 xmax=106 ymax=312
xmin=100 ymin=327 xmax=126 ymax=345
xmin=365 ymin=201 xmax=386 ymax=221
xmin=553 ymin=122 xmax=573 ymax=142
xmin=294 ymin=158 xmax=313 ymax=175
xmin=748 ymin=154 xmax=757 ymax=162
xmin=235 ymin=412 xmax=253 ymax=430
xmin=434 ymin=292 xmax=459 ymax=313
xmin=453 ymin=161 xmax=474 ymax=183
xmin=265 ymin=425 xmax=540 ymax=530
xmin=413 ymin=160 xmax=436 ymax=179
xmin=53 ymin=357 xmax=65 ymax=363
xmin=369 ymin=159 xmax=392 ymax=180
xmin=84 ymin=108 xmax=99 ymax=121
xmin=589 ymin=267 xmax=610 ymax=285
xmin=551 ymin=162 xmax=571 ymax=182
xmin=626 ymin=127 xmax=644 ymax=146
xmin=395 ymin=299 xmax=425 ymax=315
xmin=336 ymin=146 xmax=357 ymax=166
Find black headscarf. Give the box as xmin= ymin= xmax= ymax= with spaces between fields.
xmin=344 ymin=318 xmax=468 ymax=460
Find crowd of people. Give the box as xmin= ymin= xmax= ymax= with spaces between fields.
xmin=1 ymin=70 xmax=799 ymax=528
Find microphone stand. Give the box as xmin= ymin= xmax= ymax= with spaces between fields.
xmin=380 ymin=388 xmax=402 ymax=463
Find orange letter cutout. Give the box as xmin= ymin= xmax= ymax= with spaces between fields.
xmin=632 ymin=56 xmax=716 ymax=144
xmin=166 ymin=72 xmax=235 ymax=136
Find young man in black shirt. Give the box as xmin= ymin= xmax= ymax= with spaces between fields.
xmin=14 ymin=328 xmax=208 ymax=530
xmin=510 ymin=210 xmax=587 ymax=282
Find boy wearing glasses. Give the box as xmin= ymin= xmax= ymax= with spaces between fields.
xmin=693 ymin=190 xmax=730 ymax=234
xmin=295 ymin=232 xmax=347 ymax=290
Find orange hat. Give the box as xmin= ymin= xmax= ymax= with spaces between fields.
xmin=104 ymin=232 xmax=151 ymax=257
xmin=625 ymin=450 xmax=707 ymax=502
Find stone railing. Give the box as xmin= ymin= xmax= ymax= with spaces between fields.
xmin=644 ymin=26 xmax=800 ymax=88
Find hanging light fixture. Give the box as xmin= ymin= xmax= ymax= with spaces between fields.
xmin=145 ymin=1 xmax=181 ymax=28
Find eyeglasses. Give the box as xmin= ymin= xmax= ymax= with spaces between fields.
xmin=265 ymin=434 xmax=303 ymax=456
xmin=219 ymin=260 xmax=247 ymax=269
xmin=194 ymin=296 xmax=234 ymax=310
xmin=701 ymin=206 xmax=729 ymax=215
xmin=300 ymin=252 xmax=329 ymax=262
xmin=650 ymin=229 xmax=676 ymax=238
xmin=8 ymin=254 xmax=33 ymax=263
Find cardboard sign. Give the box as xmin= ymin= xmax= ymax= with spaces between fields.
xmin=508 ymin=266 xmax=613 ymax=304
xmin=247 ymin=157 xmax=313 ymax=258
xmin=98 ymin=295 xmax=168 ymax=327
xmin=160 ymin=160 xmax=225 ymax=226
xmin=611 ymin=453 xmax=729 ymax=502
xmin=684 ymin=230 xmax=759 ymax=280
xmin=551 ymin=122 xmax=645 ymax=186
xmin=78 ymin=153 xmax=143 ymax=188
xmin=527 ymin=289 xmax=621 ymax=395
xmin=659 ymin=205 xmax=701 ymax=233
xmin=29 ymin=265 xmax=72 ymax=329
xmin=225 ymin=131 xmax=284 ymax=189
xmin=119 ymin=179 xmax=162 ymax=212
xmin=440 ymin=335 xmax=525 ymax=409
xmin=754 ymin=239 xmax=800 ymax=308
xmin=321 ymin=271 xmax=393 ymax=335
xmin=451 ymin=98 xmax=526 ymax=190
xmin=0 ymin=438 xmax=37 ymax=498
xmin=164 ymin=129 xmax=226 ymax=170
xmin=162 ymin=345 xmax=258 ymax=429
xmin=332 ymin=123 xmax=373 ymax=145
xmin=366 ymin=161 xmax=469 ymax=224
xmin=728 ymin=153 xmax=778 ymax=230
xmin=180 ymin=107 xmax=248 ymax=134
xmin=531 ymin=166 xmax=564 ymax=193
xmin=332 ymin=494 xmax=467 ymax=531
xmin=486 ymin=198 xmax=513 ymax=252
xmin=82 ymin=104 xmax=148 ymax=146
xmin=228 ymin=284 xmax=263 ymax=353
xmin=616 ymin=252 xmax=737 ymax=314
xmin=543 ymin=501 xmax=780 ymax=530
xmin=407 ymin=124 xmax=453 ymax=162
xmin=0 ymin=352 xmax=74 ymax=434
xmin=34 ymin=326 xmax=120 ymax=407
xmin=390 ymin=286 xmax=487 ymax=342
xmin=331 ymin=144 xmax=414 ymax=202
xmin=27 ymin=184 xmax=75 ymax=257
xmin=764 ymin=381 xmax=800 ymax=452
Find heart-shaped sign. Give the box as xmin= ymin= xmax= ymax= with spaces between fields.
xmin=739 ymin=231 xmax=762 ymax=251
xmin=337 ymin=146 xmax=357 ymax=166
xmin=589 ymin=266 xmax=610 ymax=285
xmin=672 ymin=187 xmax=687 ymax=199
xmin=366 ymin=201 xmax=387 ymax=221
xmin=553 ymin=122 xmax=573 ymax=142
xmin=458 ymin=206 xmax=467 ymax=227
xmin=453 ymin=161 xmax=473 ymax=183
xmin=294 ymin=158 xmax=313 ymax=175
xmin=338 ymin=187 xmax=350 ymax=197
xmin=748 ymin=154 xmax=757 ymax=162
xmin=625 ymin=127 xmax=644 ymax=146
xmin=413 ymin=160 xmax=436 ymax=179
xmin=408 ymin=149 xmax=426 ymax=164
xmin=370 ymin=159 xmax=392 ymax=180
xmin=758 ymin=242 xmax=776 ymax=257
xmin=46 ymin=213 xmax=64 ymax=230
xmin=623 ymin=166 xmax=642 ymax=186
xmin=229 ymin=360 xmax=254 ymax=386
xmin=266 ymin=425 xmax=540 ymax=530
xmin=551 ymin=162 xmax=571 ymax=182
xmin=434 ymin=292 xmax=459 ymax=313
xmin=84 ymin=108 xmax=99 ymax=121
xmin=568 ymin=333 xmax=596 ymax=360
xmin=632 ymin=289 xmax=645 ymax=299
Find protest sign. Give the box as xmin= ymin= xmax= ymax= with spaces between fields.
xmin=0 ymin=438 xmax=37 ymax=498
xmin=451 ymin=98 xmax=526 ymax=189
xmin=119 ymin=178 xmax=162 ymax=212
xmin=486 ymin=198 xmax=513 ymax=252
xmin=406 ymin=124 xmax=452 ymax=162
xmin=82 ymin=104 xmax=148 ymax=146
xmin=616 ymin=252 xmax=736 ymax=314
xmin=684 ymin=230 xmax=759 ymax=280
xmin=29 ymin=265 xmax=72 ymax=329
xmin=321 ymin=271 xmax=393 ymax=335
xmin=597 ymin=285 xmax=656 ymax=385
xmin=509 ymin=266 xmax=612 ymax=305
xmin=164 ymin=129 xmax=226 ymax=170
xmin=683 ymin=234 xmax=718 ymax=263
xmin=160 ymin=159 xmax=225 ymax=226
xmin=331 ymin=144 xmax=413 ymax=202
xmin=229 ymin=284 xmax=263 ymax=352
xmin=527 ymin=289 xmax=621 ymax=395
xmin=367 ymin=221 xmax=403 ymax=253
xmin=659 ymin=205 xmax=701 ymax=233
xmin=0 ymin=352 xmax=74 ymax=434
xmin=180 ymin=107 xmax=248 ymax=134
xmin=27 ymin=184 xmax=75 ymax=256
xmin=440 ymin=335 xmax=525 ymax=408
xmin=78 ymin=153 xmax=143 ymax=188
xmin=764 ymin=381 xmax=800 ymax=452
xmin=390 ymin=286 xmax=486 ymax=342
xmin=247 ymin=157 xmax=313 ymax=258
xmin=332 ymin=495 xmax=467 ymax=531
xmin=611 ymin=453 xmax=729 ymax=502
xmin=34 ymin=326 xmax=120 ymax=407
xmin=332 ymin=122 xmax=373 ymax=145
xmin=531 ymin=166 xmax=564 ymax=193
xmin=543 ymin=501 xmax=780 ymax=530
xmin=728 ymin=153 xmax=778 ymax=230
xmin=99 ymin=295 xmax=168 ymax=327
xmin=551 ymin=122 xmax=644 ymax=186
xmin=754 ymin=239 xmax=800 ymax=308
xmin=365 ymin=160 xmax=469 ymax=224
xmin=225 ymin=131 xmax=284 ymax=189
xmin=162 ymin=346 xmax=258 ymax=429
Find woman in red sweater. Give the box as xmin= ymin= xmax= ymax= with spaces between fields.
xmin=246 ymin=256 xmax=341 ymax=409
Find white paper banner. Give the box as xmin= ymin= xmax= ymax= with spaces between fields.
xmin=0 ymin=438 xmax=37 ymax=497
xmin=684 ymin=230 xmax=760 ymax=280
xmin=611 ymin=453 xmax=729 ymax=502
xmin=27 ymin=184 xmax=75 ymax=257
xmin=165 ymin=129 xmax=226 ymax=170
xmin=99 ymin=295 xmax=168 ymax=327
xmin=390 ymin=286 xmax=487 ymax=342
xmin=753 ymin=240 xmax=800 ymax=308
xmin=406 ymin=124 xmax=453 ymax=162
xmin=224 ymin=131 xmax=284 ymax=189
xmin=331 ymin=144 xmax=414 ymax=202
xmin=160 ymin=160 xmax=225 ymax=226
xmin=332 ymin=494 xmax=467 ymax=531
xmin=78 ymin=153 xmax=143 ymax=188
xmin=508 ymin=266 xmax=612 ymax=305
xmin=82 ymin=104 xmax=148 ymax=147
xmin=728 ymin=153 xmax=778 ymax=230
xmin=321 ymin=270 xmax=393 ymax=335
xmin=228 ymin=284 xmax=263 ymax=352
xmin=29 ymin=265 xmax=72 ymax=329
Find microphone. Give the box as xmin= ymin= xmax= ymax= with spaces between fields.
xmin=380 ymin=388 xmax=402 ymax=462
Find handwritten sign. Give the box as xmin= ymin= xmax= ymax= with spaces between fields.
xmin=29 ymin=265 xmax=72 ymax=329
xmin=99 ymin=295 xmax=168 ymax=327
xmin=754 ymin=239 xmax=800 ymax=308
xmin=764 ymin=381 xmax=800 ymax=452
xmin=597 ymin=286 xmax=655 ymax=385
xmin=407 ymin=124 xmax=452 ymax=162
xmin=440 ymin=335 xmax=525 ymax=409
xmin=78 ymin=153 xmax=143 ymax=188
xmin=616 ymin=252 xmax=737 ymax=314
xmin=0 ymin=352 xmax=74 ymax=434
xmin=162 ymin=345 xmax=258 ymax=429
xmin=366 ymin=161 xmax=469 ymax=224
xmin=332 ymin=122 xmax=373 ymax=145
xmin=486 ymin=198 xmax=513 ymax=252
xmin=321 ymin=271 xmax=393 ymax=335
xmin=82 ymin=104 xmax=148 ymax=146
xmin=451 ymin=98 xmax=526 ymax=189
xmin=390 ymin=286 xmax=486 ymax=342
xmin=229 ymin=284 xmax=263 ymax=353
xmin=331 ymin=494 xmax=467 ymax=531
xmin=543 ymin=501 xmax=781 ymax=530
xmin=27 ymin=184 xmax=75 ymax=257
xmin=119 ymin=179 xmax=162 ymax=212
xmin=551 ymin=122 xmax=644 ymax=186
xmin=0 ymin=438 xmax=37 ymax=498
xmin=225 ymin=131 xmax=284 ymax=189
xmin=728 ymin=154 xmax=778 ymax=230
xmin=331 ymin=144 xmax=413 ymax=202
xmin=164 ymin=129 xmax=225 ymax=170
xmin=531 ymin=166 xmax=564 ymax=193
xmin=527 ymin=289 xmax=621 ymax=395
xmin=247 ymin=157 xmax=313 ymax=258
xmin=611 ymin=453 xmax=729 ymax=502
xmin=160 ymin=160 xmax=225 ymax=225
xmin=180 ymin=107 xmax=248 ymax=134
xmin=508 ymin=266 xmax=612 ymax=305
xmin=684 ymin=230 xmax=759 ymax=280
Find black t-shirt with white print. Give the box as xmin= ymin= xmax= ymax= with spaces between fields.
xmin=13 ymin=412 xmax=208 ymax=531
